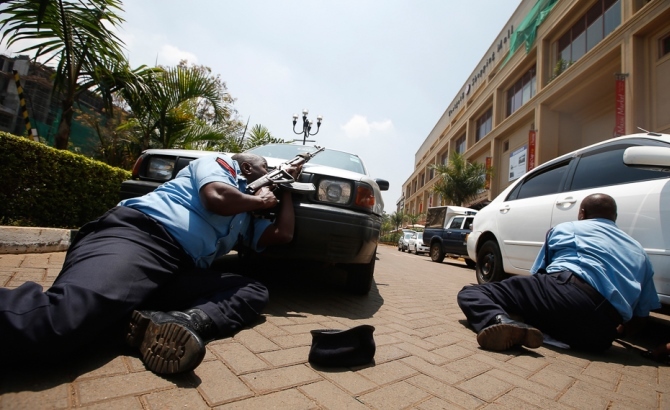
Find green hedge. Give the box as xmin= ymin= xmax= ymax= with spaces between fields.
xmin=0 ymin=132 xmax=131 ymax=229
xmin=380 ymin=232 xmax=402 ymax=245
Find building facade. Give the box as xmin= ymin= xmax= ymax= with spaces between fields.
xmin=401 ymin=0 xmax=669 ymax=216
xmin=0 ymin=54 xmax=105 ymax=153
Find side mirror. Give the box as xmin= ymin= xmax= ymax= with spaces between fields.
xmin=374 ymin=178 xmax=390 ymax=191
xmin=623 ymin=146 xmax=670 ymax=171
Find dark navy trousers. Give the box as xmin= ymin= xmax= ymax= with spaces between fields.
xmin=457 ymin=271 xmax=621 ymax=352
xmin=0 ymin=206 xmax=269 ymax=363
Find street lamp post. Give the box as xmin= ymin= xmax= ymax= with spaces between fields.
xmin=292 ymin=109 xmax=322 ymax=145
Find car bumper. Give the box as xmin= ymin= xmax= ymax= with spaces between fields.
xmin=416 ymin=245 xmax=429 ymax=253
xmin=261 ymin=202 xmax=381 ymax=264
xmin=466 ymin=230 xmax=481 ymax=261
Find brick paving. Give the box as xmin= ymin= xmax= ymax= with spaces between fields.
xmin=1 ymin=245 xmax=669 ymax=409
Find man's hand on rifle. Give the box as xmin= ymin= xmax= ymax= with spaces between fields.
xmin=254 ymin=186 xmax=280 ymax=209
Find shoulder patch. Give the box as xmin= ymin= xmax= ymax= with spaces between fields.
xmin=216 ymin=157 xmax=237 ymax=179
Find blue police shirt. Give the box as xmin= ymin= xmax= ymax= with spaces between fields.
xmin=118 ymin=154 xmax=272 ymax=268
xmin=531 ymin=218 xmax=660 ymax=322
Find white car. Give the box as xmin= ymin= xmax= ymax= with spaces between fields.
xmin=467 ymin=132 xmax=670 ymax=306
xmin=398 ymin=230 xmax=415 ymax=252
xmin=408 ymin=232 xmax=429 ymax=255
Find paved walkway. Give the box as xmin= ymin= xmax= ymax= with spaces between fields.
xmin=1 ymin=245 xmax=669 ymax=409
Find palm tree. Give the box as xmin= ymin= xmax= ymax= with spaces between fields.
xmin=405 ymin=213 xmax=423 ymax=228
xmin=431 ymin=151 xmax=493 ymax=206
xmin=120 ymin=63 xmax=240 ymax=150
xmin=390 ymin=211 xmax=405 ymax=231
xmin=243 ymin=124 xmax=285 ymax=150
xmin=0 ymin=0 xmax=135 ymax=149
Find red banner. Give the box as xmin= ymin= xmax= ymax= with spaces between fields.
xmin=485 ymin=157 xmax=492 ymax=189
xmin=528 ymin=130 xmax=536 ymax=172
xmin=615 ymin=76 xmax=625 ymax=136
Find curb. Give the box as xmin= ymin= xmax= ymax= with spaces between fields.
xmin=0 ymin=226 xmax=76 ymax=254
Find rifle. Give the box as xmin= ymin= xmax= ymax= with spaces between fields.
xmin=246 ymin=146 xmax=325 ymax=194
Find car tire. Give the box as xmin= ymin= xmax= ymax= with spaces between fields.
xmin=413 ymin=248 xmax=418 ymax=255
xmin=430 ymin=243 xmax=445 ymax=263
xmin=345 ymin=251 xmax=375 ymax=295
xmin=464 ymin=258 xmax=476 ymax=269
xmin=476 ymin=240 xmax=507 ymax=284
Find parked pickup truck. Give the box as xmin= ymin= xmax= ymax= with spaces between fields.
xmin=423 ymin=206 xmax=478 ymax=268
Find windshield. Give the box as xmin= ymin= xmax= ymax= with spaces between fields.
xmin=247 ymin=144 xmax=366 ymax=174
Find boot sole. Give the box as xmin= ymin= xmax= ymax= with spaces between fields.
xmin=127 ymin=310 xmax=206 ymax=375
xmin=477 ymin=323 xmax=543 ymax=351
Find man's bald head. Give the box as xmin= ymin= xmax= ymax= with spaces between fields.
xmin=578 ymin=193 xmax=617 ymax=222
xmin=232 ymin=153 xmax=268 ymax=183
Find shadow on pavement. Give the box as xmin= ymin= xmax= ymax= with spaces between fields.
xmin=457 ymin=315 xmax=670 ymax=368
xmin=210 ymin=253 xmax=384 ymax=320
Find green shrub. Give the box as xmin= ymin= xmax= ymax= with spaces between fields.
xmin=0 ymin=132 xmax=131 ymax=229
xmin=380 ymin=232 xmax=402 ymax=245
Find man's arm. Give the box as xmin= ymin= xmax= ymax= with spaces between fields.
xmin=258 ymin=190 xmax=295 ymax=247
xmin=199 ymin=183 xmax=278 ymax=216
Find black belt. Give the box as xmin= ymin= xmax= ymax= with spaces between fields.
xmin=568 ymin=274 xmax=622 ymax=324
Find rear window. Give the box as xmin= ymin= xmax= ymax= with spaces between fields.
xmin=425 ymin=208 xmax=447 ymax=228
xmin=569 ymin=143 xmax=669 ymax=191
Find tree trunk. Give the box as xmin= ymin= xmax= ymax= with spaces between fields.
xmin=55 ymin=101 xmax=74 ymax=150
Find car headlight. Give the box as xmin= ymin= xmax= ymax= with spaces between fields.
xmin=146 ymin=157 xmax=176 ymax=181
xmin=318 ymin=179 xmax=352 ymax=204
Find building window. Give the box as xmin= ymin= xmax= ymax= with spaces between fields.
xmin=661 ymin=34 xmax=670 ymax=58
xmin=454 ymin=134 xmax=466 ymax=154
xmin=503 ymin=140 xmax=509 ymax=152
xmin=506 ymin=66 xmax=536 ymax=117
xmin=555 ymin=0 xmax=620 ymax=76
xmin=419 ymin=173 xmax=425 ymax=187
xmin=440 ymin=151 xmax=448 ymax=165
xmin=475 ymin=108 xmax=492 ymax=142
xmin=429 ymin=167 xmax=435 ymax=180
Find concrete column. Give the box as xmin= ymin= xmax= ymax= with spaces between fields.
xmin=537 ymin=104 xmax=560 ymax=165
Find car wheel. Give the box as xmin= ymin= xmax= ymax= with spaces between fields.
xmin=430 ymin=243 xmax=445 ymax=263
xmin=345 ymin=252 xmax=375 ymax=295
xmin=476 ymin=240 xmax=507 ymax=284
xmin=464 ymin=258 xmax=476 ymax=269
xmin=413 ymin=248 xmax=418 ymax=255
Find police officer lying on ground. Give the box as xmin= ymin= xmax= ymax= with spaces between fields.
xmin=458 ymin=193 xmax=660 ymax=352
xmin=0 ymin=152 xmax=298 ymax=374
